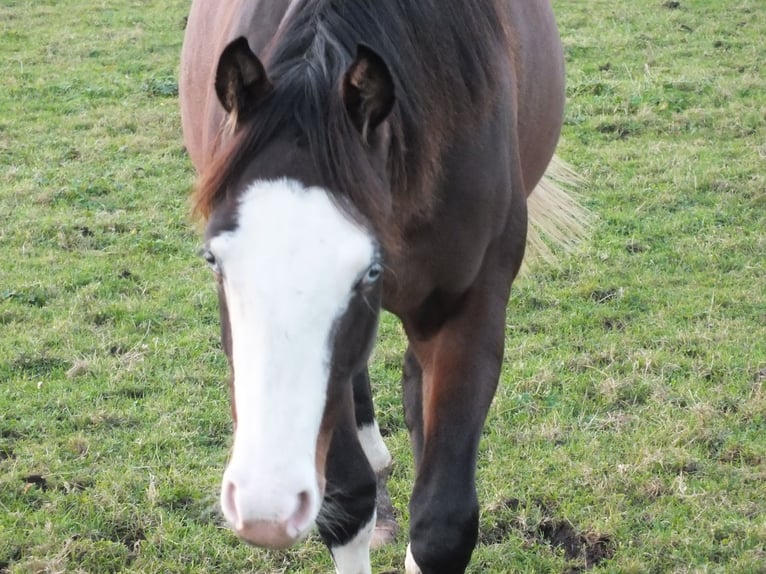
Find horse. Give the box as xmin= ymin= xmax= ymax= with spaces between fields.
xmin=179 ymin=1 xmax=587 ymax=572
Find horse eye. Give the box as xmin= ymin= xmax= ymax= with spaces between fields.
xmin=363 ymin=263 xmax=383 ymax=285
xmin=200 ymin=248 xmax=219 ymax=272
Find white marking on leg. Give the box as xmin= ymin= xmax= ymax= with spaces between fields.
xmin=357 ymin=421 xmax=392 ymax=474
xmin=330 ymin=512 xmax=375 ymax=574
xmin=405 ymin=543 xmax=422 ymax=574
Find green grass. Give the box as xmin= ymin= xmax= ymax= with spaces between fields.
xmin=1 ymin=0 xmax=764 ymax=572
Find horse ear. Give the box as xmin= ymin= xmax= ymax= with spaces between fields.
xmin=342 ymin=44 xmax=395 ymax=140
xmin=215 ymin=37 xmax=272 ymax=118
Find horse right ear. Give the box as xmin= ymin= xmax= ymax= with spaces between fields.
xmin=342 ymin=44 xmax=395 ymax=141
xmin=215 ymin=37 xmax=272 ymax=120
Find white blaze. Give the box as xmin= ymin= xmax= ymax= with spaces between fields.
xmin=211 ymin=178 xmax=376 ymax=531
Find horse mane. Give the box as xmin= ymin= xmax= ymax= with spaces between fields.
xmin=193 ymin=0 xmax=509 ymax=250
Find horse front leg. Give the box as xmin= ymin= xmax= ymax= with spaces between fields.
xmin=318 ymin=384 xmax=377 ymax=574
xmin=402 ymin=346 xmax=425 ymax=468
xmin=352 ymin=370 xmax=398 ymax=546
xmin=403 ymin=263 xmax=514 ymax=574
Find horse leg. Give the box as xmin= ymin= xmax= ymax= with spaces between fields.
xmin=352 ymin=370 xmax=398 ymax=546
xmin=319 ymin=384 xmax=378 ymax=574
xmin=402 ymin=346 xmax=425 ymax=468
xmin=404 ymin=248 xmax=518 ymax=574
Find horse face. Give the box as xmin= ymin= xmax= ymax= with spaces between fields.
xmin=203 ymin=178 xmax=382 ymax=548
xmin=198 ymin=36 xmax=395 ymax=549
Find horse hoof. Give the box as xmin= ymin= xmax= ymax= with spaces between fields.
xmin=369 ymin=517 xmax=398 ymax=548
xmin=372 ymin=467 xmax=398 ymax=548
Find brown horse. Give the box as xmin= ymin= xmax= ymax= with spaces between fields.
xmin=180 ymin=1 xmax=586 ymax=572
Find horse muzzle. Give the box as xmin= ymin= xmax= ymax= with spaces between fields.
xmin=220 ymin=466 xmax=324 ymax=548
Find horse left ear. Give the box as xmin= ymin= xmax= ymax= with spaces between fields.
xmin=215 ymin=37 xmax=272 ymax=120
xmin=342 ymin=44 xmax=395 ymax=140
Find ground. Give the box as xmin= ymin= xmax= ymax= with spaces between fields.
xmin=1 ymin=0 xmax=764 ymax=572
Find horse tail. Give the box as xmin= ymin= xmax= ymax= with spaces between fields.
xmin=523 ymin=154 xmax=592 ymax=270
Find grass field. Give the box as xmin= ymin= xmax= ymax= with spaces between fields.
xmin=1 ymin=0 xmax=764 ymax=572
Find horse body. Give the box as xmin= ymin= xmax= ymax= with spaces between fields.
xmin=180 ymin=1 xmax=577 ymax=572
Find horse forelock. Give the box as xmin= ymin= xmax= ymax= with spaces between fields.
xmin=193 ymin=0 xmax=509 ymax=252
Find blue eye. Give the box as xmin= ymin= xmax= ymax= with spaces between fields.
xmin=363 ymin=263 xmax=383 ymax=285
xmin=200 ymin=248 xmax=220 ymax=273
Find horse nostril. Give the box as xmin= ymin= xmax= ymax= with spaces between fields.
xmin=286 ymin=490 xmax=314 ymax=538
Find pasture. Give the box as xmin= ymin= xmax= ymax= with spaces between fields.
xmin=1 ymin=0 xmax=764 ymax=572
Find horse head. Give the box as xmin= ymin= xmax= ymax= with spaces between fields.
xmin=199 ymin=37 xmax=395 ymax=548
